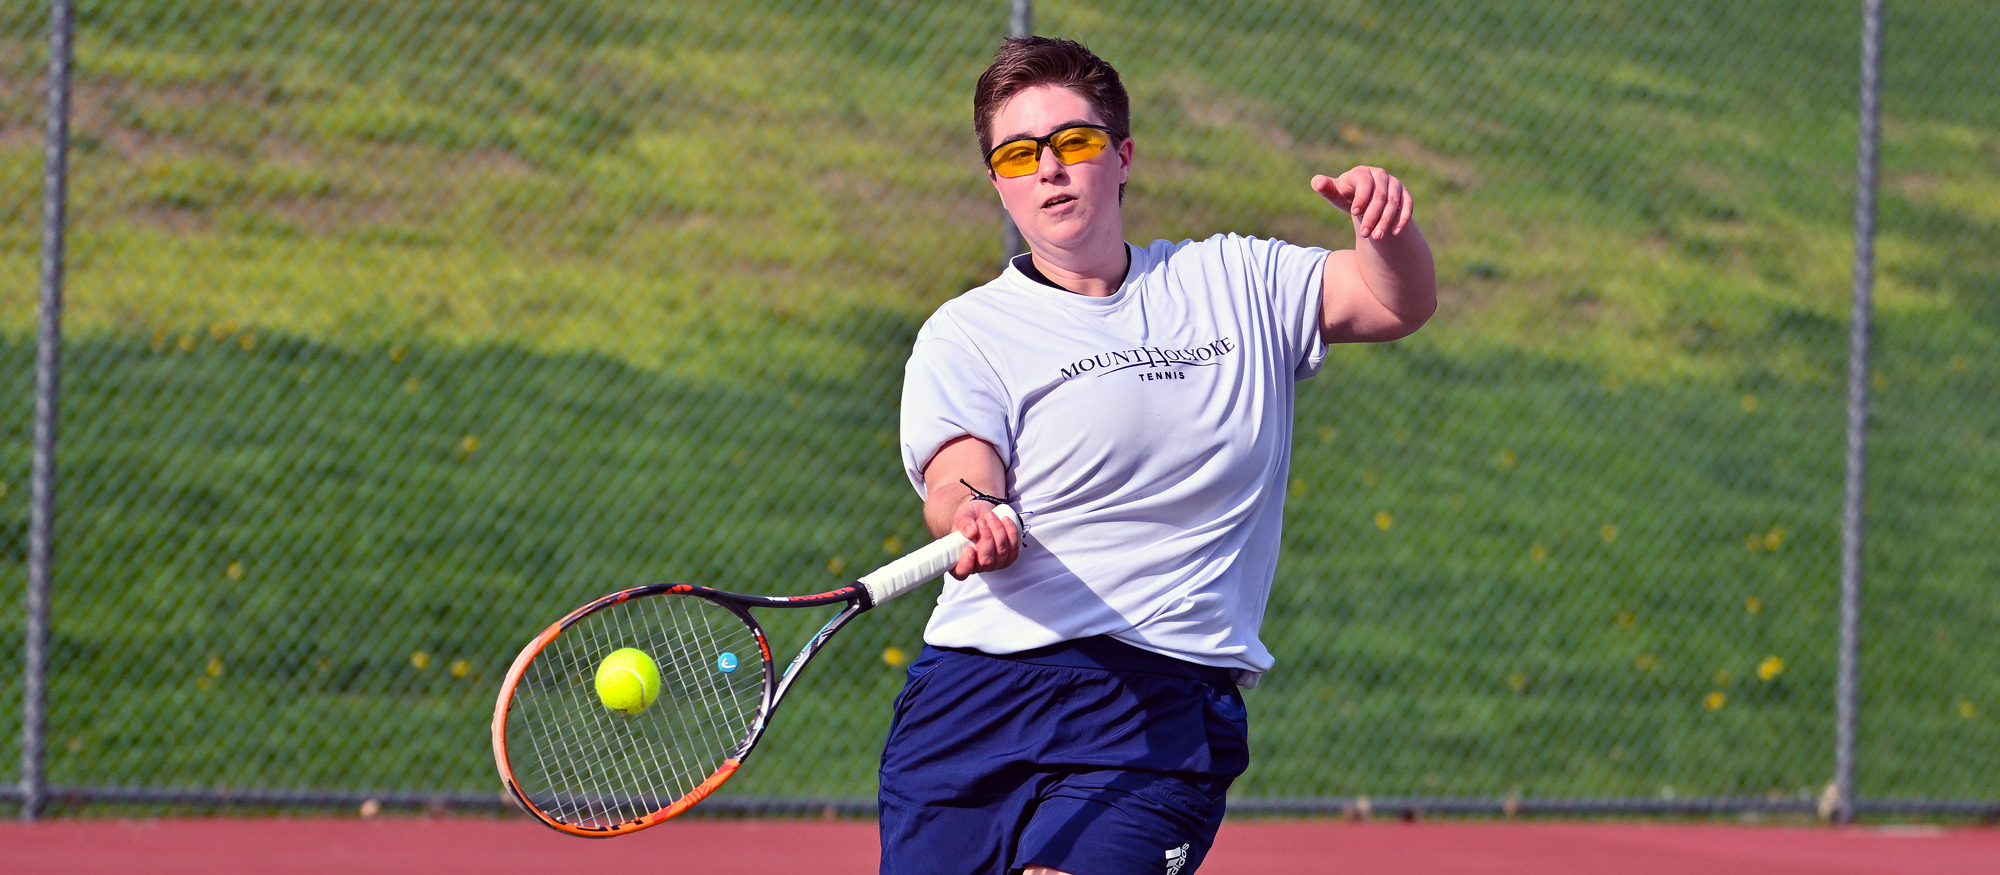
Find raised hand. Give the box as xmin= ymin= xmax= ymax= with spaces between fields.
xmin=1311 ymin=166 xmax=1414 ymax=241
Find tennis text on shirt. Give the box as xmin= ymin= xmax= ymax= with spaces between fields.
xmin=898 ymin=234 xmax=1328 ymax=678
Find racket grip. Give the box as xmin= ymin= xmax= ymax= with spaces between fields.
xmin=858 ymin=504 xmax=1020 ymax=607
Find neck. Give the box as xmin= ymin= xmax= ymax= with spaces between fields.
xmin=1028 ymin=235 xmax=1128 ymax=298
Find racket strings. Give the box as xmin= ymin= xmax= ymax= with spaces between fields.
xmin=507 ymin=593 xmax=766 ymax=828
xmin=526 ymin=597 xmax=757 ymax=824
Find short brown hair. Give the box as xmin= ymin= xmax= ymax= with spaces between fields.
xmin=973 ymin=37 xmax=1130 ymax=158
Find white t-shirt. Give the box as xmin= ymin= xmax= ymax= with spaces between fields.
xmin=899 ymin=233 xmax=1328 ymax=678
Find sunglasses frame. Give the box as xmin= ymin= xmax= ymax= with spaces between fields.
xmin=984 ymin=123 xmax=1123 ymax=178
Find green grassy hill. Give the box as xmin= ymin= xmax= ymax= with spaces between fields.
xmin=1 ymin=0 xmax=1996 ymax=805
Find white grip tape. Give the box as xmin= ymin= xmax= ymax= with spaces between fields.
xmin=858 ymin=504 xmax=1019 ymax=607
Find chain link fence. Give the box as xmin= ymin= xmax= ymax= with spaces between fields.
xmin=4 ymin=0 xmax=1996 ymax=817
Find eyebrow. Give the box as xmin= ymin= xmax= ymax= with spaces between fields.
xmin=995 ymin=119 xmax=1099 ymax=144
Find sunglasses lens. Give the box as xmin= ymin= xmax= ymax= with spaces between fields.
xmin=988 ymin=127 xmax=1115 ymax=178
xmin=989 ymin=141 xmax=1041 ymax=178
xmin=1049 ymin=127 xmax=1111 ymax=163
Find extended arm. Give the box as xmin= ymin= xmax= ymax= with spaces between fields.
xmin=1312 ymin=167 xmax=1437 ymax=344
xmin=920 ymin=435 xmax=1021 ymax=579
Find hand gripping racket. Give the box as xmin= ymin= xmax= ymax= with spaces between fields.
xmin=491 ymin=505 xmax=1019 ymax=837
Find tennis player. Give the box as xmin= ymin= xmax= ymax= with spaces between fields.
xmin=884 ymin=37 xmax=1436 ymax=875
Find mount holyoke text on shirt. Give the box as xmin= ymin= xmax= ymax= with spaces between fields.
xmin=1058 ymin=338 xmax=1238 ymax=380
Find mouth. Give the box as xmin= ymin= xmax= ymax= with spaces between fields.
xmin=1041 ymin=194 xmax=1078 ymax=210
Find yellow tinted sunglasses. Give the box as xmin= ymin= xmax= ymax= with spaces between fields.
xmin=985 ymin=124 xmax=1120 ymax=178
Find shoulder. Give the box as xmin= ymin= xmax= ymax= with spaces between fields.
xmin=1139 ymin=233 xmax=1305 ymax=269
xmin=1136 ymin=234 xmax=1318 ymax=285
xmin=907 ymin=283 xmax=1024 ymax=384
xmin=916 ymin=277 xmax=1016 ymax=346
xmin=1132 ymin=234 xmax=1225 ymax=264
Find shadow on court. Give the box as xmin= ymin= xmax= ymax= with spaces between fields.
xmin=5 ymin=818 xmax=1998 ymax=874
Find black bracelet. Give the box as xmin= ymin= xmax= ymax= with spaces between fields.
xmin=959 ymin=478 xmax=1010 ymax=506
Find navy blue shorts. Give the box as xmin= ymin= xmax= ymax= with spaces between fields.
xmin=878 ymin=637 xmax=1249 ymax=875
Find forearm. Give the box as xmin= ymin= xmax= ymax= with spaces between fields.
xmin=921 ymin=435 xmax=1008 ymax=538
xmin=1312 ymin=167 xmax=1438 ymax=343
xmin=1352 ymin=220 xmax=1437 ymax=330
xmin=924 ymin=482 xmax=985 ymax=539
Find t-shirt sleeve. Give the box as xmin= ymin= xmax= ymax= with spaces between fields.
xmin=899 ymin=331 xmax=1013 ymax=499
xmin=1231 ymin=234 xmax=1329 ymax=380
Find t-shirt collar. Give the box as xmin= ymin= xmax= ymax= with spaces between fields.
xmin=1003 ymin=243 xmax=1139 ymax=308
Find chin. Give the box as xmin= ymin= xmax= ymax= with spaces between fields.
xmin=1027 ymin=227 xmax=1087 ymax=253
xmin=1025 ymin=213 xmax=1096 ymax=246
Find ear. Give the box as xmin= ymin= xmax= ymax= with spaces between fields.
xmin=1117 ymin=137 xmax=1134 ymax=184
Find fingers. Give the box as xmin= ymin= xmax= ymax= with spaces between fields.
xmin=986 ymin=512 xmax=1019 ymax=571
xmin=951 ymin=512 xmax=982 ymax=579
xmin=970 ymin=512 xmax=1000 ymax=570
xmin=970 ymin=507 xmax=1019 ymax=572
xmin=948 ymin=501 xmax=1022 ymax=578
xmin=1346 ymin=168 xmax=1378 ymax=234
xmin=1322 ymin=166 xmax=1416 ymax=240
xmin=998 ymin=513 xmax=1021 ymax=560
xmin=1393 ymin=176 xmax=1414 ymax=236
xmin=1368 ymin=172 xmax=1409 ymax=239
xmin=1310 ymin=173 xmax=1354 ymax=211
xmin=1363 ymin=170 xmax=1392 ymax=237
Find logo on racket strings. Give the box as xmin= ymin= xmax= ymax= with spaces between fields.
xmin=716 ymin=652 xmax=739 ymax=673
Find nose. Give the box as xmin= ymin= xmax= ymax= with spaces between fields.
xmin=1036 ymin=143 xmax=1067 ymax=182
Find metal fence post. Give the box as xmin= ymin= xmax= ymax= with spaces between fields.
xmin=22 ymin=0 xmax=78 ymax=824
xmin=998 ymin=0 xmax=1032 ymax=270
xmin=1834 ymin=0 xmax=1885 ymax=827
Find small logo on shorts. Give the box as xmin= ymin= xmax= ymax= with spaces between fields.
xmin=1164 ymin=843 xmax=1190 ymax=875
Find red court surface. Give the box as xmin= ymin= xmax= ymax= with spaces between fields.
xmin=4 ymin=818 xmax=1997 ymax=874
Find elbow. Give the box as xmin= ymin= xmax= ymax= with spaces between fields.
xmin=1380 ymin=292 xmax=1438 ymax=342
xmin=1407 ymin=291 xmax=1439 ymax=331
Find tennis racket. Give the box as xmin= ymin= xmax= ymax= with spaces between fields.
xmin=491 ymin=504 xmax=1019 ymax=837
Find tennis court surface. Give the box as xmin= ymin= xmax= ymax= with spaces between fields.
xmin=6 ymin=818 xmax=1995 ymax=874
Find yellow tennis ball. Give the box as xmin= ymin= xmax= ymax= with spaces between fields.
xmin=595 ymin=647 xmax=662 ymax=715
